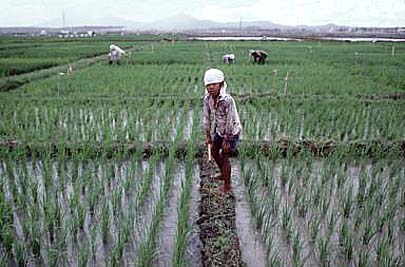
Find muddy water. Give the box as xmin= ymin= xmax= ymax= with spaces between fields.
xmin=231 ymin=158 xmax=267 ymax=267
xmin=183 ymin=109 xmax=194 ymax=141
xmin=123 ymin=160 xmax=164 ymax=265
xmin=154 ymin=163 xmax=185 ymax=267
xmin=242 ymin=158 xmax=405 ymax=266
xmin=185 ymin=165 xmax=204 ymax=267
xmin=2 ymin=158 xmax=402 ymax=266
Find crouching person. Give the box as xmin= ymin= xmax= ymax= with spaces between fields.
xmin=249 ymin=50 xmax=267 ymax=64
xmin=108 ymin=44 xmax=126 ymax=65
xmin=203 ymin=68 xmax=242 ymax=193
xmin=223 ymin=53 xmax=235 ymax=64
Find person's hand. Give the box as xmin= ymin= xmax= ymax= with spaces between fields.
xmin=222 ymin=141 xmax=230 ymax=153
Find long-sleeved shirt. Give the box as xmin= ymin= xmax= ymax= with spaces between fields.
xmin=203 ymin=82 xmax=242 ymax=138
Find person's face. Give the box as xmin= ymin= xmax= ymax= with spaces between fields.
xmin=206 ymin=82 xmax=222 ymax=97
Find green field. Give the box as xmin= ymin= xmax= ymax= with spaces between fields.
xmin=0 ymin=36 xmax=404 ymax=266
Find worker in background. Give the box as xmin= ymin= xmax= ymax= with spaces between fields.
xmin=223 ymin=53 xmax=235 ymax=64
xmin=108 ymin=44 xmax=126 ymax=65
xmin=249 ymin=50 xmax=267 ymax=64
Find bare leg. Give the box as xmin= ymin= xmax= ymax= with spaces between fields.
xmin=211 ymin=144 xmax=222 ymax=172
xmin=220 ymin=152 xmax=231 ymax=192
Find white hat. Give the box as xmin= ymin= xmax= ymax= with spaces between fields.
xmin=204 ymin=68 xmax=225 ymax=86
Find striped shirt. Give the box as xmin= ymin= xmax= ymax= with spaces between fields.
xmin=203 ymin=82 xmax=242 ymax=137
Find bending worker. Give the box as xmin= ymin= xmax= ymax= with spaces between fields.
xmin=108 ymin=44 xmax=126 ymax=65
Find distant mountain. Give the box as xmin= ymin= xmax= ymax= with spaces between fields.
xmin=129 ymin=14 xmax=287 ymax=31
xmin=142 ymin=14 xmax=219 ymax=30
xmin=36 ymin=13 xmax=289 ymax=31
xmin=28 ymin=14 xmax=403 ymax=36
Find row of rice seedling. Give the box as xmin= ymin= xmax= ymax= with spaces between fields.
xmin=0 ymin=143 xmax=203 ymax=266
xmin=134 ymin=111 xmax=188 ymax=266
xmin=205 ymin=41 xmax=405 ymax=95
xmin=172 ymin=106 xmax=200 ymax=267
xmin=2 ymin=96 xmax=403 ymax=151
xmin=238 ymin=149 xmax=404 ymax=266
xmin=4 ymin=63 xmax=204 ymax=98
xmin=240 ymin=98 xmax=405 ymax=142
xmin=3 ymin=39 xmax=403 ymax=97
xmin=0 ymin=98 xmax=197 ymax=146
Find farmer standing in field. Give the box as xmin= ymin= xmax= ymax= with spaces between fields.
xmin=203 ymin=68 xmax=242 ymax=193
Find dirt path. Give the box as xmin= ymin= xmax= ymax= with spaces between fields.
xmin=0 ymin=53 xmax=106 ymax=92
xmin=0 ymin=46 xmax=136 ymax=92
xmin=197 ymin=157 xmax=245 ymax=267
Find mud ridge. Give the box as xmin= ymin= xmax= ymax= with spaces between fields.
xmin=1 ymin=138 xmax=404 ymax=159
xmin=197 ymin=157 xmax=245 ymax=267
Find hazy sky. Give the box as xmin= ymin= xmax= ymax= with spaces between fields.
xmin=1 ymin=0 xmax=405 ymax=27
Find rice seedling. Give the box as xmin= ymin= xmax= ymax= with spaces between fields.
xmin=282 ymin=202 xmax=293 ymax=242
xmin=339 ymin=217 xmax=354 ymax=261
xmin=292 ymin=231 xmax=303 ymax=267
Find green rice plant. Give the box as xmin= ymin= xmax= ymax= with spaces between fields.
xmin=280 ymin=162 xmax=288 ymax=188
xmin=0 ymin=216 xmax=14 ymax=256
xmin=263 ymin=231 xmax=275 ymax=257
xmin=238 ymin=143 xmax=247 ymax=173
xmin=312 ymin=182 xmax=322 ymax=211
xmin=112 ymin=188 xmax=122 ymax=216
xmin=110 ymin=215 xmax=133 ymax=267
xmin=0 ymin=254 xmax=9 ymax=267
xmin=101 ymin=199 xmax=110 ymax=243
xmin=339 ymin=217 xmax=354 ymax=261
xmin=358 ymin=250 xmax=371 ymax=267
xmin=243 ymin=166 xmax=259 ymax=218
xmin=172 ymin=143 xmax=195 ymax=267
xmin=292 ymin=231 xmax=303 ymax=267
xmin=320 ymin=193 xmax=332 ymax=219
xmin=294 ymin=185 xmax=309 ymax=218
xmin=13 ymin=240 xmax=27 ymax=267
xmin=30 ymin=225 xmax=41 ymax=259
xmin=342 ymin=184 xmax=354 ymax=219
xmin=317 ymin=237 xmax=330 ymax=267
xmin=267 ymin=250 xmax=283 ymax=267
xmin=123 ymin=158 xmax=137 ymax=194
xmin=53 ymin=225 xmax=68 ymax=266
xmin=4 ymin=158 xmax=18 ymax=205
xmin=136 ymin=149 xmax=177 ymax=266
xmin=44 ymin=195 xmax=57 ymax=245
xmin=309 ymin=212 xmax=321 ymax=243
xmin=89 ymin=225 xmax=97 ymax=265
xmin=79 ymin=238 xmax=90 ymax=267
xmin=326 ymin=210 xmax=337 ymax=242
xmin=376 ymin=236 xmax=391 ymax=267
xmin=0 ymin=176 xmax=14 ymax=254
xmin=281 ymin=202 xmax=293 ymax=242
xmin=68 ymin=189 xmax=80 ymax=238
xmin=47 ymin=244 xmax=58 ymax=267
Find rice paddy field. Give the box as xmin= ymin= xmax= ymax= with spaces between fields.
xmin=0 ymin=35 xmax=404 ymax=267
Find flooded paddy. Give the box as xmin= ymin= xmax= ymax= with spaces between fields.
xmin=1 ymin=154 xmax=404 ymax=266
